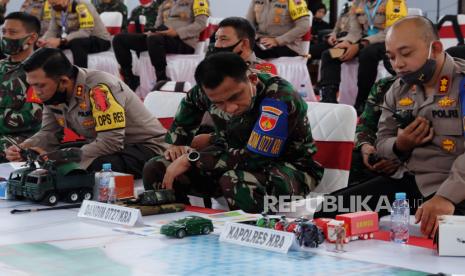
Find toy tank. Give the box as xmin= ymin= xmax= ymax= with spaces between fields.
xmin=8 ymin=148 xmax=95 ymax=205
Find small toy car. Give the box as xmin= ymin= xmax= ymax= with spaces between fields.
xmin=285 ymin=216 xmax=310 ymax=233
xmin=256 ymin=212 xmax=278 ymax=229
xmin=295 ymin=221 xmax=325 ymax=248
xmin=160 ymin=216 xmax=214 ymax=239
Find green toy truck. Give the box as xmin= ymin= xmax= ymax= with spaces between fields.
xmin=7 ymin=148 xmax=95 ymax=206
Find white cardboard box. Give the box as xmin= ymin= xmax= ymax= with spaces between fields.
xmin=437 ymin=215 xmax=465 ymax=256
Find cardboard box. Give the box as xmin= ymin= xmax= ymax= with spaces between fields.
xmin=436 ymin=215 xmax=465 ymax=256
xmin=112 ymin=172 xmax=134 ymax=199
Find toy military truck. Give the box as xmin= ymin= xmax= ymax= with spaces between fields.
xmin=8 ymin=148 xmax=95 ymax=205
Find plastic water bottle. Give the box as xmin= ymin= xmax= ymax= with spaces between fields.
xmin=107 ymin=177 xmax=117 ymax=204
xmin=97 ymin=163 xmax=113 ymax=202
xmin=298 ymin=84 xmax=308 ymax=99
xmin=390 ymin=192 xmax=410 ymax=243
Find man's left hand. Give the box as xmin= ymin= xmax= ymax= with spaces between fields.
xmin=158 ymin=27 xmax=177 ymax=37
xmin=162 ymin=154 xmax=191 ymax=190
xmin=415 ymin=195 xmax=455 ymax=238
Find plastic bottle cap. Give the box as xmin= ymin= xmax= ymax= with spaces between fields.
xmin=395 ymin=192 xmax=406 ymax=200
xmin=102 ymin=163 xmax=112 ymax=171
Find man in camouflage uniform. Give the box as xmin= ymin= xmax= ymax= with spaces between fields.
xmin=37 ymin=0 xmax=111 ymax=68
xmin=246 ymin=0 xmax=310 ymax=59
xmin=5 ymin=48 xmax=168 ymax=177
xmin=113 ymin=0 xmax=210 ymax=90
xmin=143 ymin=53 xmax=323 ymax=213
xmin=349 ymin=76 xmax=399 ymax=185
xmin=95 ymin=0 xmax=128 ymax=32
xmin=0 ymin=0 xmax=8 ymax=60
xmin=0 ymin=12 xmax=43 ymax=163
xmin=20 ymin=0 xmax=52 ymax=36
xmin=319 ymin=0 xmax=406 ymax=114
xmin=127 ymin=0 xmax=162 ymax=34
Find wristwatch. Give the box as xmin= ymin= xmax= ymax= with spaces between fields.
xmin=60 ymin=37 xmax=68 ymax=47
xmin=187 ymin=150 xmax=200 ymax=166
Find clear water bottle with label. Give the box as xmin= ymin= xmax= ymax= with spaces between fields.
xmin=97 ymin=163 xmax=113 ymax=202
xmin=107 ymin=177 xmax=117 ymax=204
xmin=390 ymin=192 xmax=410 ymax=243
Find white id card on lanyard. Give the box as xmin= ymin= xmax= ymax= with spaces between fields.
xmin=61 ymin=11 xmax=68 ymax=39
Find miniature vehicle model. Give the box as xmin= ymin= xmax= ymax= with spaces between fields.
xmin=161 ymin=216 xmax=214 ymax=239
xmin=316 ymin=211 xmax=379 ymax=243
xmin=274 ymin=216 xmax=289 ymax=231
xmin=120 ymin=190 xmax=185 ymax=216
xmin=285 ymin=216 xmax=310 ymax=233
xmin=295 ymin=221 xmax=325 ymax=248
xmin=8 ymin=148 xmax=95 ymax=205
xmin=256 ymin=212 xmax=278 ymax=228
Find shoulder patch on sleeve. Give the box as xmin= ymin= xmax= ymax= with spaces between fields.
xmin=26 ymin=86 xmax=42 ymax=104
xmin=247 ymin=98 xmax=288 ymax=157
xmin=89 ymin=84 xmax=126 ymax=132
xmin=76 ymin=3 xmax=95 ymax=29
xmin=193 ymin=0 xmax=209 ymax=17
xmin=288 ymin=0 xmax=309 ymax=21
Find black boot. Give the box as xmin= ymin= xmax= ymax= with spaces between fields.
xmin=319 ymin=84 xmax=338 ymax=103
xmin=121 ymin=69 xmax=140 ymax=91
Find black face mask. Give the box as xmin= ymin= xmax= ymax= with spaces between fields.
xmin=207 ymin=40 xmax=243 ymax=56
xmin=400 ymin=43 xmax=437 ymax=85
xmin=43 ymin=81 xmax=68 ymax=105
xmin=0 ymin=36 xmax=30 ymax=56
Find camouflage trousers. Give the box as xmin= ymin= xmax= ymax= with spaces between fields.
xmin=143 ymin=156 xmax=317 ymax=213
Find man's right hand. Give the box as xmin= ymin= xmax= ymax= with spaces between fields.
xmin=5 ymin=145 xmax=24 ymax=162
xmin=395 ymin=117 xmax=434 ymax=153
xmin=36 ymin=39 xmax=47 ymax=48
xmin=164 ymin=145 xmax=191 ymax=161
xmin=361 ymin=144 xmax=400 ymax=175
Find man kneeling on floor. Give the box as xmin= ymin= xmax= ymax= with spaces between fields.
xmin=143 ymin=52 xmax=323 ymax=213
xmin=5 ymin=48 xmax=168 ymax=177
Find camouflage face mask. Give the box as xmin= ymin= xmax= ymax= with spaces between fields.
xmin=0 ymin=35 xmax=30 ymax=56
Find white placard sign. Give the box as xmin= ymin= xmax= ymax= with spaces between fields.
xmin=219 ymin=222 xmax=295 ymax=253
xmin=78 ymin=200 xmax=142 ymax=227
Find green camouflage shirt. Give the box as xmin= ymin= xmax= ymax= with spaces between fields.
xmin=96 ymin=0 xmax=128 ymax=30
xmin=129 ymin=1 xmax=160 ymax=30
xmin=0 ymin=59 xmax=43 ymax=157
xmin=167 ymin=73 xmax=323 ymax=179
xmin=355 ymin=76 xmax=396 ymax=149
